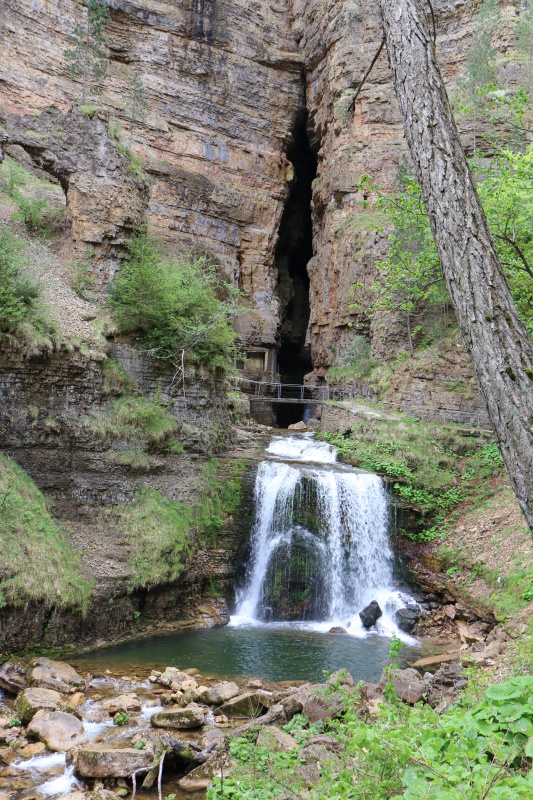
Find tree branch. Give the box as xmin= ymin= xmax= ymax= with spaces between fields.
xmin=348 ymin=38 xmax=386 ymax=114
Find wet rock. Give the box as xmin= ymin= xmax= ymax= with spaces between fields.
xmin=328 ymin=626 xmax=347 ymax=635
xmin=153 ymin=668 xmax=190 ymax=688
xmin=29 ymin=658 xmax=86 ymax=693
xmin=27 ymin=710 xmax=84 ymax=752
xmin=0 ymin=659 xmax=28 ymax=694
xmin=359 ymin=600 xmax=383 ymax=629
xmin=217 ymin=692 xmax=269 ymax=718
xmin=197 ymin=681 xmax=240 ymax=706
xmin=378 ymin=668 xmax=426 ymax=705
xmin=288 ymin=421 xmax=307 ymax=430
xmin=74 ymin=745 xmax=153 ymax=778
xmin=101 ymin=694 xmax=142 ymax=714
xmin=302 ymin=687 xmax=344 ymax=723
xmin=395 ymin=607 xmax=420 ymax=633
xmin=18 ymin=741 xmax=45 ymax=757
xmin=200 ymin=729 xmax=226 ymax=750
xmin=0 ymin=746 xmax=17 ymax=765
xmin=178 ymin=752 xmax=232 ymax=792
xmin=15 ymin=687 xmax=62 ymax=723
xmin=151 ymin=706 xmax=205 ymax=729
xmin=256 ymin=726 xmax=297 ymax=752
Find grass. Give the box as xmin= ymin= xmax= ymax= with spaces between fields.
xmin=87 ymin=394 xmax=177 ymax=446
xmin=0 ymin=454 xmax=92 ymax=611
xmin=320 ymin=411 xmax=504 ymax=527
xmin=102 ymin=358 xmax=136 ymax=395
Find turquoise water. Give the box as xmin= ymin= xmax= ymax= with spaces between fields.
xmin=72 ymin=623 xmax=424 ymax=683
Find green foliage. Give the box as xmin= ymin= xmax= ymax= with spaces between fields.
xmin=327 ymin=335 xmax=375 ymax=383
xmin=194 ymin=459 xmax=245 ymax=546
xmin=107 ymin=121 xmax=147 ymax=182
xmin=0 ymin=228 xmax=58 ymax=353
xmin=8 ymin=718 xmax=22 ymax=728
xmin=70 ymin=251 xmax=95 ymax=299
xmin=134 ymin=740 xmax=146 ymax=750
xmin=106 ymin=488 xmax=193 ymax=592
xmin=129 ymin=72 xmax=149 ymax=125
xmin=113 ymin=711 xmax=130 ymax=726
xmin=64 ymin=1 xmax=110 ymax=104
xmin=0 ymin=454 xmax=92 ymax=612
xmin=320 ymin=412 xmax=505 ymax=531
xmin=101 ymin=358 xmax=135 ymax=396
xmin=209 ymin=673 xmax=533 ymax=800
xmin=109 ymin=232 xmax=240 ymax=370
xmin=11 ymin=194 xmax=51 ymax=235
xmin=88 ymin=394 xmax=177 ymax=445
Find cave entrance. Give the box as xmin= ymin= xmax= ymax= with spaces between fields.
xmin=274 ymin=113 xmax=317 ymax=427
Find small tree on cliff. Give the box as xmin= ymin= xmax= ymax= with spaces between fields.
xmin=64 ymin=1 xmax=110 ymax=105
xmin=376 ymin=0 xmax=533 ymax=532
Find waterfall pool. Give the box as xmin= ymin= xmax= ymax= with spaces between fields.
xmin=72 ymin=623 xmax=427 ymax=684
xmin=74 ymin=433 xmax=430 ymax=685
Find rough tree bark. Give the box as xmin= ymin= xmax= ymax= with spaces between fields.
xmin=378 ymin=0 xmax=533 ymax=531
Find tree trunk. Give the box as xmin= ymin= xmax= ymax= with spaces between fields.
xmin=378 ymin=0 xmax=533 ymax=531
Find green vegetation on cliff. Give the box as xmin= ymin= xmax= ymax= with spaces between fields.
xmin=0 ymin=454 xmax=91 ymax=611
xmin=109 ymin=232 xmax=240 ymax=370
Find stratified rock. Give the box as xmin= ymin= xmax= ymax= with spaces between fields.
xmin=0 ymin=659 xmax=28 ymax=694
xmin=378 ymin=668 xmax=426 ymax=705
xmin=75 ymin=745 xmax=153 ymax=778
xmin=15 ymin=687 xmax=62 ymax=723
xmin=256 ymin=726 xmax=298 ymax=752
xmin=196 ymin=681 xmax=240 ymax=706
xmin=178 ymin=753 xmax=232 ymax=793
xmin=151 ymin=706 xmax=205 ymax=730
xmin=217 ymin=692 xmax=269 ymax=718
xmin=27 ymin=710 xmax=84 ymax=752
xmin=29 ymin=657 xmax=86 ymax=693
xmin=359 ymin=601 xmax=383 ymax=629
xmin=395 ymin=607 xmax=420 ymax=633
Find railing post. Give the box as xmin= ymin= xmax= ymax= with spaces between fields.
xmin=301 ymin=385 xmax=304 ymax=401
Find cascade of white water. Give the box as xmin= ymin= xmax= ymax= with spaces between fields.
xmin=233 ymin=434 xmax=413 ymax=638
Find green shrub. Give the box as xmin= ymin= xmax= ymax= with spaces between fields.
xmin=11 ymin=193 xmax=50 ymax=234
xmin=113 ymin=711 xmax=130 ymax=726
xmin=0 ymin=454 xmax=92 ymax=611
xmin=88 ymin=395 xmax=177 ymax=445
xmin=0 ymin=228 xmax=58 ymax=353
xmin=101 ymin=358 xmax=135 ymax=395
xmin=109 ymin=232 xmax=240 ymax=370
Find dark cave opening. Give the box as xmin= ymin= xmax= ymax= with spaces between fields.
xmin=274 ymin=113 xmax=317 ymax=426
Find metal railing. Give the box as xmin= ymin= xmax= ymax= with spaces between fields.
xmin=231 ymin=376 xmax=330 ymax=401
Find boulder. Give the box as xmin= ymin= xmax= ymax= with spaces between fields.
xmin=378 ymin=668 xmax=426 ymax=704
xmin=151 ymin=706 xmax=205 ymax=730
xmin=75 ymin=745 xmax=153 ymax=778
xmin=302 ymin=688 xmax=344 ymax=723
xmin=288 ymin=421 xmax=307 ymax=431
xmin=328 ymin=626 xmax=348 ymax=635
xmin=217 ymin=692 xmax=269 ymax=718
xmin=15 ymin=687 xmax=62 ymax=723
xmin=0 ymin=659 xmax=28 ymax=694
xmin=196 ymin=681 xmax=240 ymax=706
xmin=178 ymin=753 xmax=232 ymax=793
xmin=256 ymin=726 xmax=297 ymax=752
xmin=154 ymin=668 xmax=189 ymax=688
xmin=27 ymin=710 xmax=84 ymax=752
xmin=396 ymin=607 xmax=420 ymax=633
xmin=327 ymin=670 xmax=355 ymax=688
xmin=200 ymin=729 xmax=226 ymax=750
xmin=101 ymin=694 xmax=142 ymax=714
xmin=29 ymin=658 xmax=86 ymax=693
xmin=359 ymin=601 xmax=383 ymax=629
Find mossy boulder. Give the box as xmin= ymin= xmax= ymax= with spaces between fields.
xmin=15 ymin=687 xmax=62 ymax=723
xmin=27 ymin=710 xmax=84 ymax=752
xmin=75 ymin=745 xmax=153 ymax=777
xmin=151 ymin=706 xmax=205 ymax=730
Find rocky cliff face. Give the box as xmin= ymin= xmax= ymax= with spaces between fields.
xmin=1 ymin=0 xmax=491 ymax=361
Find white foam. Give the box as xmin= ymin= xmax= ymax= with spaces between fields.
xmin=140 ymin=703 xmax=165 ymax=720
xmin=13 ymin=753 xmax=66 ymax=772
xmin=266 ymin=433 xmax=337 ymax=464
xmin=39 ymin=764 xmax=82 ymax=797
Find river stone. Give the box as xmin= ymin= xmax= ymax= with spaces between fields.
xmin=256 ymin=726 xmax=298 ymax=752
xmin=197 ymin=681 xmax=240 ymax=705
xmin=151 ymin=706 xmax=205 ymax=729
xmin=396 ymin=607 xmax=420 ymax=632
xmin=0 ymin=659 xmax=28 ymax=694
xmin=29 ymin=657 xmax=86 ymax=693
xmin=378 ymin=668 xmax=426 ymax=704
xmin=178 ymin=752 xmax=232 ymax=792
xmin=328 ymin=626 xmax=348 ymax=635
xmin=27 ymin=710 xmax=84 ymax=752
xmin=75 ymin=745 xmax=153 ymax=777
xmin=102 ymin=694 xmax=142 ymax=714
xmin=327 ymin=670 xmax=355 ymax=688
xmin=302 ymin=687 xmax=344 ymax=723
xmin=200 ymin=728 xmax=226 ymax=750
xmin=155 ymin=667 xmax=189 ymax=688
xmin=217 ymin=692 xmax=269 ymax=718
xmin=15 ymin=687 xmax=62 ymax=723
xmin=359 ymin=600 xmax=383 ymax=629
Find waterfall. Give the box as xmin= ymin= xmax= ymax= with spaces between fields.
xmin=233 ymin=433 xmax=412 ymax=638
